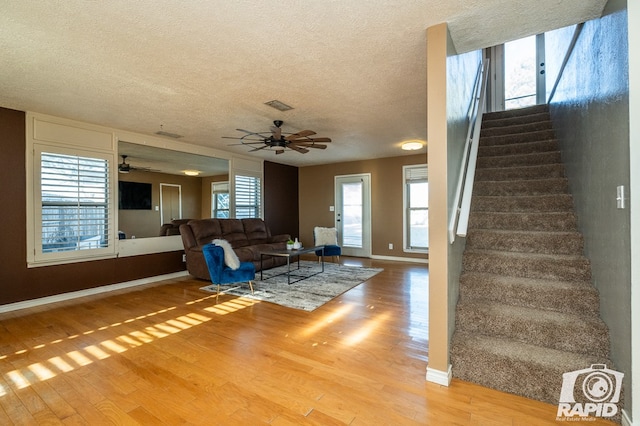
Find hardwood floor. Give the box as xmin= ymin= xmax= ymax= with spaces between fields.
xmin=0 ymin=258 xmax=616 ymax=425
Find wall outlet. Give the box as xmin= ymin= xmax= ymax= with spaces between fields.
xmin=182 ymin=254 xmax=186 ymax=262
xmin=388 ymin=243 xmax=393 ymax=250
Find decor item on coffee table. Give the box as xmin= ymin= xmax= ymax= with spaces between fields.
xmin=202 ymin=243 xmax=255 ymax=304
xmin=314 ymin=226 xmax=341 ymax=262
xmin=201 ymin=261 xmax=383 ymax=311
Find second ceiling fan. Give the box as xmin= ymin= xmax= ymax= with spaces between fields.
xmin=224 ymin=120 xmax=331 ymax=154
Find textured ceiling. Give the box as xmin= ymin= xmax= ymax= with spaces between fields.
xmin=0 ymin=1 xmax=606 ymax=167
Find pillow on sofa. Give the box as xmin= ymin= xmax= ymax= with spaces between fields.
xmin=314 ymin=227 xmax=338 ymax=246
xmin=212 ymin=239 xmax=241 ymax=270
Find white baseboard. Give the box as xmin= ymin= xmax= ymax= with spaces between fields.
xmin=0 ymin=271 xmax=189 ymax=314
xmin=621 ymin=408 xmax=632 ymax=426
xmin=426 ymin=364 xmax=452 ymax=386
xmin=370 ymin=254 xmax=428 ymax=264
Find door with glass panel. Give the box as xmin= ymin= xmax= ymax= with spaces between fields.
xmin=335 ymin=174 xmax=371 ymax=257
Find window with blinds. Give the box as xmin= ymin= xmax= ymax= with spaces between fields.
xmin=37 ymin=150 xmax=113 ymax=260
xmin=212 ymin=181 xmax=230 ymax=218
xmin=403 ymin=164 xmax=429 ymax=251
xmin=234 ymin=175 xmax=261 ymax=218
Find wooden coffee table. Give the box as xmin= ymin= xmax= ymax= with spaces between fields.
xmin=259 ymin=246 xmax=325 ymax=285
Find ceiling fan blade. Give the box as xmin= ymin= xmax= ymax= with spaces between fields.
xmin=222 ymin=136 xmax=265 ymax=142
xmin=287 ymin=144 xmax=309 ymax=154
xmin=236 ymin=128 xmax=264 ymax=136
xmin=290 ymin=137 xmax=331 ymax=143
xmin=275 ymin=149 xmax=285 ymax=155
xmin=294 ymin=143 xmax=327 ymax=149
xmin=286 ymin=130 xmax=316 ymax=140
xmin=249 ymin=145 xmax=269 ymax=152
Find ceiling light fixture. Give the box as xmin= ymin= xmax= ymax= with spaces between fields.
xmin=401 ymin=140 xmax=424 ymax=151
xmin=183 ymin=170 xmax=201 ymax=176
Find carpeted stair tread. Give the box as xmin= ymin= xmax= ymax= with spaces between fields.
xmin=463 ymin=249 xmax=591 ymax=282
xmin=455 ymin=300 xmax=609 ymax=357
xmin=480 ymin=121 xmax=552 ymax=137
xmin=481 ymin=112 xmax=551 ymax=129
xmin=471 ymin=194 xmax=574 ymax=213
xmin=479 ymin=129 xmax=556 ymax=147
xmin=466 ymin=229 xmax=583 ymax=255
xmin=482 ymin=104 xmax=549 ymax=120
xmin=478 ymin=140 xmax=559 ymax=157
xmin=459 ymin=272 xmax=599 ymax=316
xmin=477 ymin=151 xmax=562 ymax=168
xmin=450 ymin=332 xmax=611 ymax=405
xmin=473 ymin=178 xmax=569 ymax=197
xmin=469 ymin=211 xmax=578 ymax=231
xmin=475 ymin=164 xmax=566 ymax=181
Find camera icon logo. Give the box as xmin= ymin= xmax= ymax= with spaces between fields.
xmin=557 ymin=364 xmax=624 ymax=419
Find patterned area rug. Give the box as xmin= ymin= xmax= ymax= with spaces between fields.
xmin=200 ymin=261 xmax=383 ymax=311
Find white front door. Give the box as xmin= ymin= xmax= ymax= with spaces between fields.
xmin=335 ymin=174 xmax=371 ymax=257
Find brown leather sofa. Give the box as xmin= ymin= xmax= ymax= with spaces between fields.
xmin=179 ymin=218 xmax=291 ymax=280
xmin=159 ymin=219 xmax=191 ymax=236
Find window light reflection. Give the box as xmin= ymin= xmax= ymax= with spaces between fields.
xmin=0 ymin=296 xmax=256 ymax=395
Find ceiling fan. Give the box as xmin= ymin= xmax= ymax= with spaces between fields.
xmin=223 ymin=120 xmax=332 ymax=154
xmin=118 ymin=155 xmax=156 ymax=173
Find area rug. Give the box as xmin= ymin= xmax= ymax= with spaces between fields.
xmin=200 ymin=261 xmax=383 ymax=311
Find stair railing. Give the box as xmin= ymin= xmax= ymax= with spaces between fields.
xmin=448 ymin=58 xmax=490 ymax=243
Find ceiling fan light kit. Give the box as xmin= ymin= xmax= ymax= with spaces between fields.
xmin=223 ymin=120 xmax=331 ymax=154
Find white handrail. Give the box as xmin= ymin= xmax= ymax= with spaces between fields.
xmin=448 ymin=58 xmax=490 ymax=243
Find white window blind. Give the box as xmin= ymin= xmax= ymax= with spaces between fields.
xmin=234 ymin=175 xmax=261 ymax=218
xmin=40 ymin=152 xmax=111 ymax=253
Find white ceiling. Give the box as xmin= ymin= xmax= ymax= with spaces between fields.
xmin=0 ymin=0 xmax=607 ymax=167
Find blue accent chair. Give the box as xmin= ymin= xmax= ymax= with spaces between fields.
xmin=314 ymin=226 xmax=341 ymax=262
xmin=202 ymin=243 xmax=256 ymax=303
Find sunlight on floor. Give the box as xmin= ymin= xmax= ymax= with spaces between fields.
xmin=343 ymin=311 xmax=391 ymax=346
xmin=0 ymin=293 xmax=259 ymax=397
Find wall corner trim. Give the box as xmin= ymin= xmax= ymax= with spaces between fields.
xmin=426 ymin=364 xmax=453 ymax=386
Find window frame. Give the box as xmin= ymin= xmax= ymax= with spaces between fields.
xmin=403 ymin=164 xmax=429 ymax=253
xmin=211 ymin=181 xmax=230 ymax=218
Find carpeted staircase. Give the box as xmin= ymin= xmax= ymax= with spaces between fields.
xmin=450 ymin=104 xmax=613 ymax=405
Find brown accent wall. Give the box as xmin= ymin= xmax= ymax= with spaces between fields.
xmin=0 ymin=107 xmax=185 ymax=306
xmin=264 ymin=161 xmax=299 ymax=237
xmin=298 ymin=155 xmax=426 ymax=258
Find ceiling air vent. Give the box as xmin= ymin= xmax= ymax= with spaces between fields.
xmin=264 ymin=100 xmax=293 ymax=112
xmin=155 ymin=130 xmax=183 ymax=139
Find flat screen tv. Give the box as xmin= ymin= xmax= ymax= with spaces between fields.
xmin=118 ymin=181 xmax=152 ymax=210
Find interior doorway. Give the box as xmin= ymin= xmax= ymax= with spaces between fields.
xmin=335 ymin=174 xmax=371 ymax=257
xmin=160 ymin=183 xmax=182 ymax=225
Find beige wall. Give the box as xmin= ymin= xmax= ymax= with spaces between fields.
xmin=298 ymin=154 xmax=426 ymax=259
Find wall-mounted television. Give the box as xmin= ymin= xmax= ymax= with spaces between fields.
xmin=118 ymin=181 xmax=152 ymax=210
